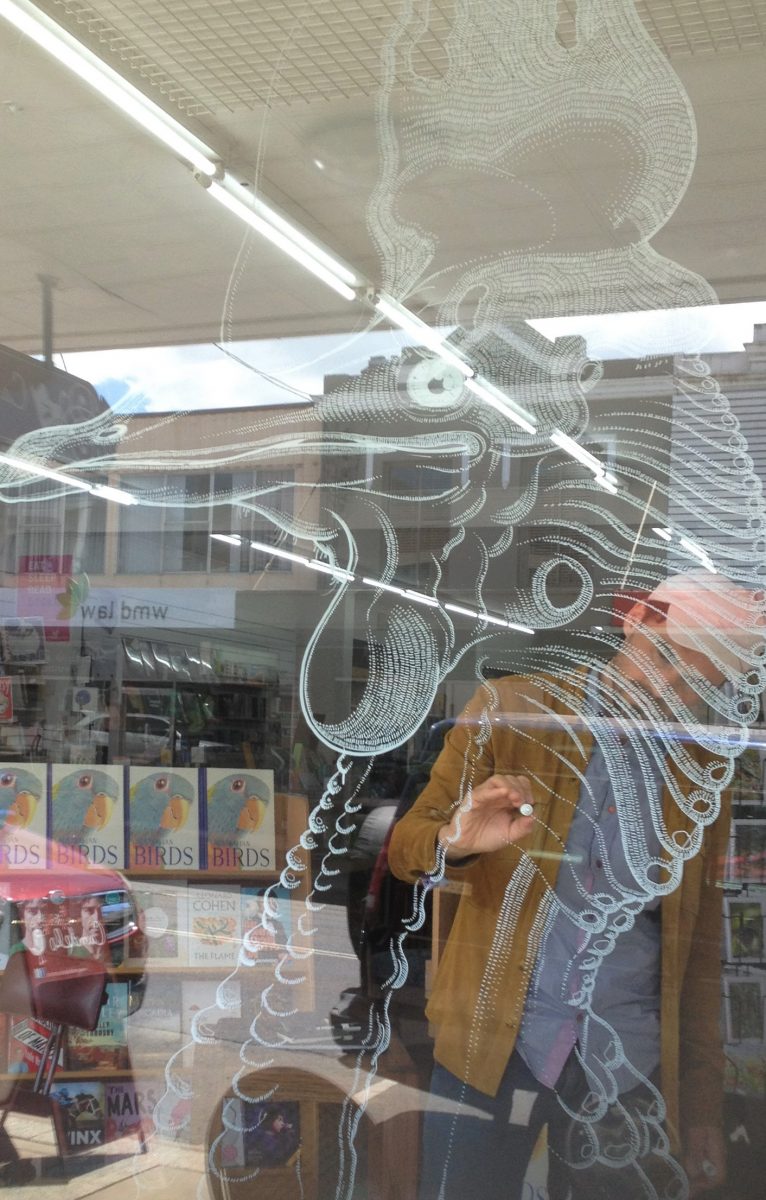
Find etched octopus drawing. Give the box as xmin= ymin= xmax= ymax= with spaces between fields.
xmin=1 ymin=4 xmax=765 ymax=1199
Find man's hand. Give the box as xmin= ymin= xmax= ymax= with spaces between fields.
xmin=438 ymin=773 xmax=536 ymax=860
xmin=684 ymin=1125 xmax=726 ymax=1196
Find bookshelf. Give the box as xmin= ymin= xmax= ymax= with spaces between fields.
xmin=720 ymin=728 xmax=766 ymax=1193
xmin=0 ymin=786 xmax=313 ymax=1160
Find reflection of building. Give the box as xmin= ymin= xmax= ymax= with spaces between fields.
xmin=2 ymin=328 xmax=765 ymax=772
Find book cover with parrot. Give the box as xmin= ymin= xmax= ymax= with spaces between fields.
xmin=50 ymin=765 xmax=125 ymax=868
xmin=128 ymin=767 xmax=200 ymax=871
xmin=0 ymin=762 xmax=48 ymax=868
xmin=204 ymin=769 xmax=275 ymax=872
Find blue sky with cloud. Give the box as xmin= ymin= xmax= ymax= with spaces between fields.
xmin=61 ymin=301 xmax=766 ymax=414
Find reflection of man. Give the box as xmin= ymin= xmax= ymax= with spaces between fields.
xmin=11 ymin=899 xmax=48 ymax=956
xmin=389 ymin=572 xmax=762 ymax=1200
xmin=78 ymin=896 xmax=105 ymax=956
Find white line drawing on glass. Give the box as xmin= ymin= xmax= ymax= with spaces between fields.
xmin=1 ymin=3 xmax=765 ymax=1199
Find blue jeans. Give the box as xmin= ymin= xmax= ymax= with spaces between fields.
xmin=419 ymin=1052 xmax=673 ymax=1200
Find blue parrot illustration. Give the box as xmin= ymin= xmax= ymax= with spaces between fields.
xmin=51 ymin=768 xmax=119 ymax=848
xmin=129 ymin=771 xmax=195 ymax=846
xmin=0 ymin=766 xmax=43 ymax=830
xmin=207 ymin=773 xmax=270 ymax=849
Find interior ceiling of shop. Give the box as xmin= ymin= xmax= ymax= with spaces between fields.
xmin=0 ymin=0 xmax=765 ymax=354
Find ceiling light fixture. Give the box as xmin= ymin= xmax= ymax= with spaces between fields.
xmin=250 ymin=539 xmax=308 ymax=566
xmin=444 ymin=601 xmax=534 ymax=634
xmin=361 ymin=576 xmax=406 ymax=598
xmin=0 ymin=0 xmax=220 ymax=177
xmin=403 ymin=589 xmax=440 ymax=608
xmin=88 ymin=483 xmax=137 ymax=506
xmin=0 ymin=451 xmax=90 ymax=491
xmin=550 ymin=429 xmax=619 ymax=492
xmin=373 ymin=294 xmax=473 ymax=377
xmin=0 ymin=452 xmax=136 ymax=504
xmin=208 ymin=182 xmax=356 ymax=301
xmin=678 ymin=536 xmax=717 ymax=574
xmin=1 ymin=2 xmax=615 ymax=488
xmin=211 ymin=533 xmax=242 ymax=546
xmin=550 ymin=430 xmax=603 ymax=473
xmin=464 ymin=377 xmax=537 ymax=435
xmin=219 ymin=175 xmax=360 ymax=288
xmin=305 ymin=560 xmax=355 ymax=582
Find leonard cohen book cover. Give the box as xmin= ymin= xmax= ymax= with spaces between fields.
xmin=205 ymin=769 xmax=275 ymax=872
xmin=50 ymin=764 xmax=124 ymax=868
xmin=128 ymin=767 xmax=200 ymax=871
xmin=185 ymin=883 xmax=241 ymax=968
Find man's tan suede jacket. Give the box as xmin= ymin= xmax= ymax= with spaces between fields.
xmin=388 ymin=670 xmax=729 ymax=1153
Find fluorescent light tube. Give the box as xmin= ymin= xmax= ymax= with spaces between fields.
xmin=594 ymin=473 xmax=619 ymax=495
xmin=239 ymin=181 xmax=360 ymax=288
xmin=404 ymin=589 xmax=439 ymax=608
xmin=550 ymin=430 xmax=604 ymax=473
xmin=652 ymin=527 xmax=673 ymax=542
xmin=211 ymin=533 xmax=242 ymax=546
xmin=464 ymin=377 xmax=537 ymax=434
xmin=0 ymin=451 xmax=90 ymax=491
xmin=481 ymin=612 xmax=511 ymax=627
xmin=250 ymin=539 xmax=308 ymax=566
xmin=0 ymin=453 xmax=137 ymax=505
xmin=89 ymin=483 xmax=137 ymax=506
xmin=679 ymin=537 xmax=717 ymax=574
xmin=306 ymin=560 xmax=355 ymax=581
xmin=208 ymin=182 xmax=356 ymax=301
xmin=445 ymin=602 xmax=482 ymax=620
xmin=374 ymin=295 xmax=473 ymax=377
xmin=0 ymin=0 xmax=220 ymax=177
xmin=444 ymin=601 xmax=533 ymax=634
xmin=361 ymin=576 xmax=406 ymax=597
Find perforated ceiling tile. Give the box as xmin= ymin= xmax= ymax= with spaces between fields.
xmin=42 ymin=0 xmax=766 ymax=118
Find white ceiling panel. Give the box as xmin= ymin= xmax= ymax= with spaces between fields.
xmin=0 ymin=2 xmax=762 ymax=354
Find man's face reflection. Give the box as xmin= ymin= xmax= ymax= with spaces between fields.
xmin=20 ymin=900 xmax=46 ymax=954
xmin=615 ymin=603 xmax=726 ymax=716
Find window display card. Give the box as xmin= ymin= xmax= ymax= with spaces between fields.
xmin=205 ymin=769 xmax=275 ymax=872
xmin=128 ymin=766 xmax=200 ymax=871
xmin=185 ymin=882 xmax=241 ymax=968
xmin=241 ymin=884 xmax=292 ymax=964
xmin=49 ymin=1080 xmax=106 ymax=1152
xmin=66 ymin=982 xmax=130 ymax=1071
xmin=0 ymin=762 xmax=47 ymax=868
xmin=49 ymin=764 xmax=125 ymax=868
xmin=725 ymin=897 xmax=766 ymax=965
xmin=130 ymin=882 xmax=187 ymax=965
xmin=727 ymin=820 xmax=766 ymax=886
xmin=725 ymin=972 xmax=766 ymax=1043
